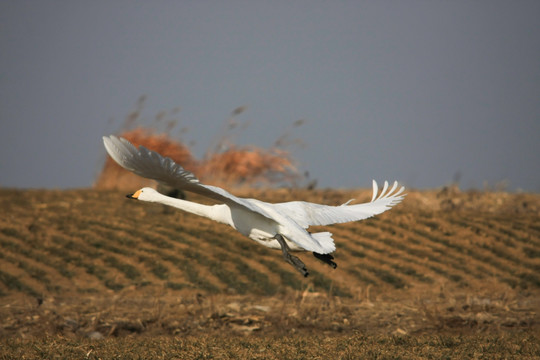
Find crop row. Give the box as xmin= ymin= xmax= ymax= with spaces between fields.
xmin=0 ymin=189 xmax=539 ymax=299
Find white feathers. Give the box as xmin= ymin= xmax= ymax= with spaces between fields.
xmin=103 ymin=135 xmax=274 ymax=219
xmin=371 ymin=179 xmax=379 ymax=202
xmin=102 ymin=135 xmax=405 ymax=256
xmin=272 ymin=181 xmax=405 ymax=229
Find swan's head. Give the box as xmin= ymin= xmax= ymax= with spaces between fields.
xmin=126 ymin=187 xmax=160 ymax=201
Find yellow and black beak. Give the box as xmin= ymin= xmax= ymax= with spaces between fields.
xmin=126 ymin=189 xmax=142 ymax=200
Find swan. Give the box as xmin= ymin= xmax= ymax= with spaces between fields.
xmin=103 ymin=135 xmax=406 ymax=277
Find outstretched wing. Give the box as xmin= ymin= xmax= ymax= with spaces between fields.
xmin=102 ymin=135 xmax=273 ymax=219
xmin=274 ymin=180 xmax=405 ymax=228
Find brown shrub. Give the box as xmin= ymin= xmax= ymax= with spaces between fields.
xmin=95 ymin=127 xmax=300 ymax=190
xmin=198 ymin=146 xmax=298 ymax=187
xmin=94 ymin=128 xmax=196 ymax=190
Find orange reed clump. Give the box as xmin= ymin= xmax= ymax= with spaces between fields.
xmin=94 ymin=128 xmax=196 ymax=190
xmin=95 ymin=127 xmax=300 ymax=190
xmin=198 ymin=146 xmax=298 ymax=187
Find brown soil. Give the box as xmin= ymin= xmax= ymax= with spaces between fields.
xmin=0 ymin=186 xmax=538 ymax=340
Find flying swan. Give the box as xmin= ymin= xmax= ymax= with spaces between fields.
xmin=103 ymin=135 xmax=405 ymax=277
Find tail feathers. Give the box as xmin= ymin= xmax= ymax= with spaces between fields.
xmin=310 ymin=232 xmax=336 ymax=254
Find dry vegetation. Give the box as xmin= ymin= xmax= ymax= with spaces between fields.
xmin=94 ymin=127 xmax=300 ymax=191
xmin=1 ymin=100 xmax=539 ymax=356
xmin=0 ymin=185 xmax=539 ymax=358
xmin=95 ymin=99 xmax=304 ymax=190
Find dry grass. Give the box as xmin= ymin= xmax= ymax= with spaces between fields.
xmin=0 ymin=186 xmax=539 ymax=357
xmin=197 ymin=146 xmax=297 ymax=187
xmin=95 ymin=128 xmax=196 ymax=190
xmin=2 ymin=334 xmax=539 ymax=359
xmin=95 ymin=127 xmax=301 ymax=190
xmin=96 ymin=99 xmax=304 ymax=190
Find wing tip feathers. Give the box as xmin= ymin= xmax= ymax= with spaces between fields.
xmin=371 ymin=179 xmax=406 ymax=204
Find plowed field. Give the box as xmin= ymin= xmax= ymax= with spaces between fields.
xmin=0 ymin=186 xmax=538 ymax=357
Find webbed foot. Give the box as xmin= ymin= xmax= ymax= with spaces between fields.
xmin=313 ymin=252 xmax=337 ymax=269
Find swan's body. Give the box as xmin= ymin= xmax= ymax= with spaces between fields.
xmin=103 ymin=135 xmax=405 ymax=276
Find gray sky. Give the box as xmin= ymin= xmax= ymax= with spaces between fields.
xmin=1 ymin=1 xmax=539 ymax=191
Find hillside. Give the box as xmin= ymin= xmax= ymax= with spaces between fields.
xmin=0 ymin=186 xmax=539 ymax=340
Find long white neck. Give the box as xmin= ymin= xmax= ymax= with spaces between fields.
xmin=147 ymin=192 xmax=230 ymax=224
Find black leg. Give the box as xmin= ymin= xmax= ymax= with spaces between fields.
xmin=313 ymin=252 xmax=337 ymax=269
xmin=274 ymin=234 xmax=309 ymax=277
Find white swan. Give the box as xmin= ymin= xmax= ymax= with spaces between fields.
xmin=103 ymin=135 xmax=406 ymax=276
